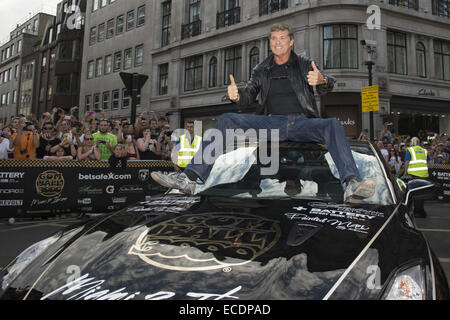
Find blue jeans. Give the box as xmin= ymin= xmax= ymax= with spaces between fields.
xmin=186 ymin=113 xmax=360 ymax=185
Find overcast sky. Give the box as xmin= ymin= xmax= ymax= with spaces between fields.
xmin=0 ymin=0 xmax=61 ymax=44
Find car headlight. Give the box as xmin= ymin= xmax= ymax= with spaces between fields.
xmin=384 ymin=265 xmax=425 ymax=300
xmin=1 ymin=232 xmax=61 ymax=291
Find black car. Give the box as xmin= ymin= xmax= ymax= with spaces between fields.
xmin=1 ymin=141 xmax=448 ymax=300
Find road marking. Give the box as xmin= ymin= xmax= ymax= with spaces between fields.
xmin=439 ymin=258 xmax=450 ymax=263
xmin=417 ymin=228 xmax=450 ymax=233
xmin=0 ymin=223 xmax=71 ymax=233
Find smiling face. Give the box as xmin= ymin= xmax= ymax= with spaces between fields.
xmin=270 ymin=30 xmax=294 ymax=64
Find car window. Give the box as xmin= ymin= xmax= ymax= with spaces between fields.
xmin=197 ymin=143 xmax=394 ymax=205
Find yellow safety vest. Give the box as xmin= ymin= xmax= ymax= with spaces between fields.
xmin=177 ymin=134 xmax=202 ymax=168
xmin=407 ymin=146 xmax=429 ymax=178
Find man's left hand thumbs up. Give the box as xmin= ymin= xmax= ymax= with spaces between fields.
xmin=307 ymin=61 xmax=327 ymax=86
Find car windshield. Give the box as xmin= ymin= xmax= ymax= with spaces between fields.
xmin=196 ymin=142 xmax=394 ymax=205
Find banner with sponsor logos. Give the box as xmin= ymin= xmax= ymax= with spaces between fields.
xmin=429 ymin=165 xmax=450 ymax=202
xmin=0 ymin=159 xmax=173 ymax=218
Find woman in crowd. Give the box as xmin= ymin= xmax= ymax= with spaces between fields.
xmin=36 ymin=121 xmax=61 ymax=159
xmin=51 ymin=132 xmax=77 ymax=159
xmin=388 ymin=148 xmax=403 ymax=176
xmin=77 ymin=133 xmax=101 ymax=161
xmin=43 ymin=146 xmax=73 ymax=161
xmin=137 ymin=127 xmax=160 ymax=160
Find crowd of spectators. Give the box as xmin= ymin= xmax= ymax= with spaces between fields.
xmin=358 ymin=123 xmax=450 ymax=177
xmin=0 ymin=107 xmax=175 ymax=167
xmin=1 ymin=110 xmax=449 ymax=174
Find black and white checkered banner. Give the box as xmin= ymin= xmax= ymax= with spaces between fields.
xmin=0 ymin=159 xmax=173 ymax=218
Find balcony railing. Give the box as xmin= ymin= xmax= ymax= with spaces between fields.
xmin=259 ymin=0 xmax=288 ymax=16
xmin=181 ymin=19 xmax=202 ymax=40
xmin=216 ymin=7 xmax=240 ymax=29
xmin=432 ymin=0 xmax=449 ymax=18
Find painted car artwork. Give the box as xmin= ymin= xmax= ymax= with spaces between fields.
xmin=0 ymin=141 xmax=448 ymax=300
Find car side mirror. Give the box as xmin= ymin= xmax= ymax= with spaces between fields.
xmin=403 ymin=179 xmax=437 ymax=207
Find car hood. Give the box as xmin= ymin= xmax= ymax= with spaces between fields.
xmin=1 ymin=194 xmax=427 ymax=300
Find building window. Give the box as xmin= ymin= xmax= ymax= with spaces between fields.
xmin=388 ymin=0 xmax=418 ymax=10
xmin=182 ymin=0 xmax=202 ymax=40
xmin=217 ymin=0 xmax=240 ymax=29
xmin=102 ymin=91 xmax=110 ymax=110
xmin=432 ymin=0 xmax=449 ymax=18
xmin=58 ymin=41 xmax=73 ymax=61
xmin=85 ymin=95 xmax=91 ymax=111
xmin=93 ymin=93 xmax=100 ymax=110
xmin=137 ymin=5 xmax=146 ymax=27
xmin=96 ymin=57 xmax=103 ymax=77
xmin=112 ymin=89 xmax=119 ymax=109
xmin=104 ymin=55 xmax=112 ymax=74
xmin=87 ymin=60 xmax=94 ymax=79
xmin=387 ymin=31 xmax=407 ymax=75
xmin=249 ymin=47 xmax=260 ymax=76
xmin=259 ymin=0 xmax=288 ymax=16
xmin=134 ymin=45 xmax=144 ymax=67
xmin=162 ymin=1 xmax=171 ymax=47
xmin=122 ymin=88 xmax=130 ymax=109
xmin=159 ymin=63 xmax=169 ymax=95
xmin=114 ymin=51 xmax=122 ymax=72
xmin=116 ymin=15 xmax=124 ymax=34
xmin=127 ymin=10 xmax=135 ymax=31
xmin=185 ymin=55 xmax=203 ymax=91
xmin=416 ymin=42 xmax=427 ymax=78
xmin=92 ymin=0 xmax=99 ymax=12
xmin=209 ymin=56 xmax=217 ymax=88
xmin=323 ymin=25 xmax=358 ymax=69
xmin=89 ymin=26 xmax=97 ymax=45
xmin=124 ymin=48 xmax=132 ymax=69
xmin=98 ymin=23 xmax=105 ymax=42
xmin=224 ymin=46 xmax=242 ymax=85
xmin=55 ymin=75 xmax=72 ymax=94
xmin=434 ymin=39 xmax=450 ymax=80
xmin=106 ymin=19 xmax=115 ymax=39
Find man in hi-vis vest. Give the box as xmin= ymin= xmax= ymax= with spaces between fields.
xmin=176 ymin=121 xmax=202 ymax=171
xmin=403 ymin=137 xmax=430 ymax=218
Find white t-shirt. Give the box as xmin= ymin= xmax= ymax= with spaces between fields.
xmin=0 ymin=138 xmax=13 ymax=159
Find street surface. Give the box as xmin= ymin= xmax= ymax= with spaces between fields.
xmin=0 ymin=202 xmax=449 ymax=296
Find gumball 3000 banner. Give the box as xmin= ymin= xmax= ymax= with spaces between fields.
xmin=0 ymin=159 xmax=173 ymax=218
xmin=429 ymin=165 xmax=450 ymax=202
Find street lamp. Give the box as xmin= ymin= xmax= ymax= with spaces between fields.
xmin=361 ymin=40 xmax=377 ymax=141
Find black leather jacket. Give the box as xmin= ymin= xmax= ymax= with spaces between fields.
xmin=237 ymin=52 xmax=336 ymax=118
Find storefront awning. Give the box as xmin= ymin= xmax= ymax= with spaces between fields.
xmin=391 ymin=96 xmax=450 ymax=115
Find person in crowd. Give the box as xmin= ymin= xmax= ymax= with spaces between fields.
xmin=123 ymin=131 xmax=140 ymax=161
xmin=108 ymin=144 xmax=127 ymax=169
xmin=380 ymin=123 xmax=392 ymax=144
xmin=157 ymin=116 xmax=169 ymax=132
xmin=71 ymin=121 xmax=85 ymax=146
xmin=36 ymin=121 xmax=61 ymax=159
xmin=93 ymin=119 xmax=117 ymax=160
xmin=51 ymin=131 xmax=77 ymax=159
xmin=436 ymin=143 xmax=449 ymax=164
xmin=357 ymin=129 xmax=369 ymax=141
xmin=137 ymin=127 xmax=160 ymax=160
xmin=0 ymin=127 xmax=14 ymax=158
xmin=149 ymin=118 xmax=160 ymax=140
xmin=434 ymin=153 xmax=447 ymax=165
xmin=77 ymin=133 xmax=101 ymax=161
xmin=377 ymin=140 xmax=389 ymax=162
xmin=174 ymin=121 xmax=202 ymax=171
xmin=388 ymin=148 xmax=403 ymax=176
xmin=156 ymin=123 xmax=174 ymax=161
xmin=444 ymin=138 xmax=450 ymax=160
xmin=11 ymin=121 xmax=40 ymax=159
xmin=0 ymin=129 xmax=14 ymax=159
xmin=151 ymin=23 xmax=376 ymax=203
xmin=43 ymin=146 xmax=73 ymax=161
xmin=403 ymin=137 xmax=430 ymax=218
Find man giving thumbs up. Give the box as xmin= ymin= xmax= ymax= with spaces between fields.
xmin=152 ymin=23 xmax=376 ymax=204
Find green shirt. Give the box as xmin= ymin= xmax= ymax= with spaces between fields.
xmin=93 ymin=132 xmax=118 ymax=160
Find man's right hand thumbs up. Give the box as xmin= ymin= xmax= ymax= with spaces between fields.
xmin=227 ymin=74 xmax=240 ymax=102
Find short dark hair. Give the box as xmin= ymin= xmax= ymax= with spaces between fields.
xmin=269 ymin=23 xmax=294 ymax=40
